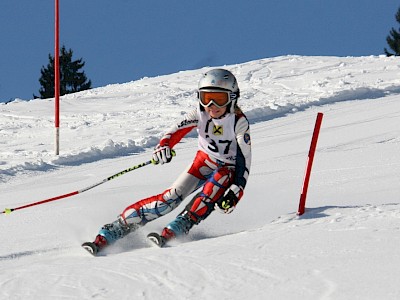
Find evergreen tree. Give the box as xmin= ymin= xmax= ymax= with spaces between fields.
xmin=385 ymin=7 xmax=400 ymax=56
xmin=36 ymin=46 xmax=92 ymax=99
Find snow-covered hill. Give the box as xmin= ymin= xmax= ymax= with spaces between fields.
xmin=0 ymin=55 xmax=400 ymax=299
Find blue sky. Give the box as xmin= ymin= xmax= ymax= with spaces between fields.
xmin=0 ymin=0 xmax=399 ymax=102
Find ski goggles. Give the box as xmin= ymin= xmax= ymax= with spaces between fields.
xmin=199 ymin=90 xmax=233 ymax=108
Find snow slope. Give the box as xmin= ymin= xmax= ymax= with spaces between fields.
xmin=0 ymin=55 xmax=400 ymax=299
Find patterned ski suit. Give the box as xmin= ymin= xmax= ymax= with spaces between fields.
xmin=120 ymin=106 xmax=251 ymax=227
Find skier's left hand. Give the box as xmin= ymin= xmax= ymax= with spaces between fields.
xmin=215 ymin=184 xmax=241 ymax=214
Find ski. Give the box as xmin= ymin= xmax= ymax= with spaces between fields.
xmin=147 ymin=232 xmax=166 ymax=248
xmin=82 ymin=232 xmax=165 ymax=256
xmin=81 ymin=242 xmax=100 ymax=256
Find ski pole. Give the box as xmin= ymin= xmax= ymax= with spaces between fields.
xmin=1 ymin=150 xmax=175 ymax=215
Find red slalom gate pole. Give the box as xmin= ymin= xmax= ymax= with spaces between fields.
xmin=297 ymin=112 xmax=324 ymax=216
xmin=55 ymin=0 xmax=60 ymax=155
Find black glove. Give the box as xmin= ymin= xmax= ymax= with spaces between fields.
xmin=215 ymin=184 xmax=241 ymax=214
xmin=152 ymin=144 xmax=173 ymax=165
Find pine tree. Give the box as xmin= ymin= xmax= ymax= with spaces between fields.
xmin=385 ymin=7 xmax=400 ymax=56
xmin=36 ymin=46 xmax=92 ymax=99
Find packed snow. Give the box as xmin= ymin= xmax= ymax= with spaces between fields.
xmin=0 ymin=55 xmax=400 ymax=299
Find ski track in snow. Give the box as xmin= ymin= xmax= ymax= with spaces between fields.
xmin=0 ymin=204 xmax=399 ymax=299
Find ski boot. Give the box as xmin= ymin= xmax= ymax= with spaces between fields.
xmin=147 ymin=213 xmax=195 ymax=247
xmin=82 ymin=234 xmax=107 ymax=256
xmin=82 ymin=216 xmax=138 ymax=255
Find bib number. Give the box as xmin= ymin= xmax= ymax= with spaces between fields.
xmin=207 ymin=136 xmax=232 ymax=154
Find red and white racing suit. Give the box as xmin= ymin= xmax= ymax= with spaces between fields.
xmin=120 ymin=106 xmax=251 ymax=226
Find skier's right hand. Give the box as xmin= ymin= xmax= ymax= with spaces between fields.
xmin=152 ymin=144 xmax=173 ymax=165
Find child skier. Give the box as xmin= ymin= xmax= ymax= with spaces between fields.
xmin=82 ymin=68 xmax=252 ymax=255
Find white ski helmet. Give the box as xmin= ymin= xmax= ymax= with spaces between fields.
xmin=198 ymin=68 xmax=240 ymax=113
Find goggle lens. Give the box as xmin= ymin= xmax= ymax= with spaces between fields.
xmin=199 ymin=91 xmax=231 ymax=108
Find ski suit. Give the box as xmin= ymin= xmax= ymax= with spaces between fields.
xmin=120 ymin=106 xmax=251 ymax=228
